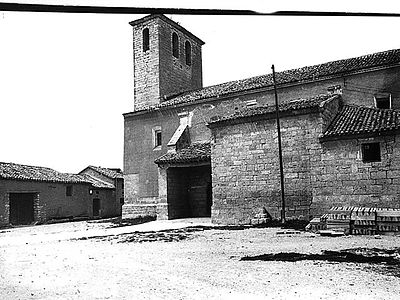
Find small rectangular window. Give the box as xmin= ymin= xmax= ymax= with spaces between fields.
xmin=185 ymin=41 xmax=191 ymax=66
xmin=120 ymin=198 xmax=124 ymax=205
xmin=362 ymin=142 xmax=381 ymax=163
xmin=152 ymin=127 xmax=162 ymax=150
xmin=66 ymin=185 xmax=73 ymax=196
xmin=375 ymin=95 xmax=391 ymax=109
xmin=172 ymin=32 xmax=179 ymax=58
xmin=143 ymin=28 xmax=149 ymax=52
xmin=155 ymin=130 xmax=162 ymax=147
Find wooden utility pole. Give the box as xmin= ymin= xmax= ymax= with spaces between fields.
xmin=271 ymin=65 xmax=286 ymax=224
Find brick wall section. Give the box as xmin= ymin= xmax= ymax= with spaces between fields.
xmin=312 ymin=136 xmax=400 ymax=215
xmin=33 ymin=193 xmax=46 ymax=223
xmin=0 ymin=180 xmax=91 ymax=225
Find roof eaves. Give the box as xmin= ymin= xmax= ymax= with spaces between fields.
xmin=319 ymin=128 xmax=400 ymax=142
xmin=123 ymin=56 xmax=400 ymax=117
xmin=206 ymin=94 xmax=334 ymax=129
xmin=129 ymin=14 xmax=205 ymax=45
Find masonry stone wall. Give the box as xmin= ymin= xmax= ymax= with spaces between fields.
xmin=122 ymin=203 xmax=157 ymax=219
xmin=0 ymin=180 xmax=91 ymax=225
xmin=158 ymin=18 xmax=203 ymax=100
xmin=132 ymin=17 xmax=161 ymax=109
xmin=211 ymin=107 xmax=400 ymax=224
xmin=132 ymin=17 xmax=203 ymax=110
xmin=211 ymin=111 xmax=325 ymax=225
xmin=312 ymin=136 xmax=400 ymax=215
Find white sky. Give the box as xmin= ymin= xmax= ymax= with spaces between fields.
xmin=1 ymin=1 xmax=400 ymax=173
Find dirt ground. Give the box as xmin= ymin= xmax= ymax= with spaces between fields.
xmin=0 ymin=218 xmax=399 ymax=300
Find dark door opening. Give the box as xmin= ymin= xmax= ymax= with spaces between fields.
xmin=93 ymin=199 xmax=100 ymax=217
xmin=9 ymin=193 xmax=35 ymax=225
xmin=167 ymin=165 xmax=212 ymax=219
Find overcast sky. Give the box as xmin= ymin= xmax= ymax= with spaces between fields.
xmin=1 ymin=1 xmax=400 ymax=173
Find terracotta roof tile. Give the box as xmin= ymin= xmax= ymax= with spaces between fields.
xmin=128 ymin=48 xmax=400 ymax=113
xmin=155 ymin=142 xmax=211 ymax=165
xmin=208 ymin=94 xmax=338 ymax=126
xmin=321 ymin=105 xmax=400 ymax=140
xmin=0 ymin=162 xmax=88 ymax=184
xmin=79 ymin=174 xmax=115 ymax=189
xmin=87 ymin=166 xmax=123 ymax=179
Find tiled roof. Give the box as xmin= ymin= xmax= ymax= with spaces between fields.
xmin=0 ymin=162 xmax=88 ymax=184
xmin=321 ymin=105 xmax=400 ymax=140
xmin=208 ymin=94 xmax=338 ymax=126
xmin=79 ymin=174 xmax=115 ymax=189
xmin=86 ymin=166 xmax=123 ymax=179
xmin=155 ymin=142 xmax=211 ymax=165
xmin=129 ymin=14 xmax=205 ymax=45
xmin=127 ymin=48 xmax=400 ymax=114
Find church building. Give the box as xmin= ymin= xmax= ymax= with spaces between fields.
xmin=123 ymin=14 xmax=400 ymax=225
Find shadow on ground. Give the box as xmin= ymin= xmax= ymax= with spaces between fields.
xmin=241 ymin=248 xmax=400 ymax=277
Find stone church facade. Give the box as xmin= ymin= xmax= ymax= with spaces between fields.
xmin=123 ymin=14 xmax=400 ymax=224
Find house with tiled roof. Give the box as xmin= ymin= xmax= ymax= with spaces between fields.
xmin=123 ymin=14 xmax=400 ymax=224
xmin=0 ymin=162 xmax=91 ymax=225
xmin=79 ymin=166 xmax=124 ymax=218
xmin=0 ymin=162 xmax=122 ymax=226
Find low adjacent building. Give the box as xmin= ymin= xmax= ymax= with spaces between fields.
xmin=79 ymin=166 xmax=124 ymax=218
xmin=0 ymin=162 xmax=123 ymax=226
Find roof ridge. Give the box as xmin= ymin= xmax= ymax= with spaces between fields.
xmin=344 ymin=103 xmax=400 ymax=112
xmin=180 ymin=49 xmax=400 ymax=96
xmin=126 ymin=48 xmax=400 ymax=115
xmin=0 ymin=161 xmax=56 ymax=171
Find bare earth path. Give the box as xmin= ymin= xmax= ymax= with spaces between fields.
xmin=0 ymin=219 xmax=399 ymax=300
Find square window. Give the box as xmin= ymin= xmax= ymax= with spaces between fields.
xmin=375 ymin=95 xmax=391 ymax=109
xmin=361 ymin=143 xmax=381 ymax=163
xmin=66 ymin=185 xmax=73 ymax=196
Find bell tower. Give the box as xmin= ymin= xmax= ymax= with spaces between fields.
xmin=129 ymin=15 xmax=204 ymax=110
